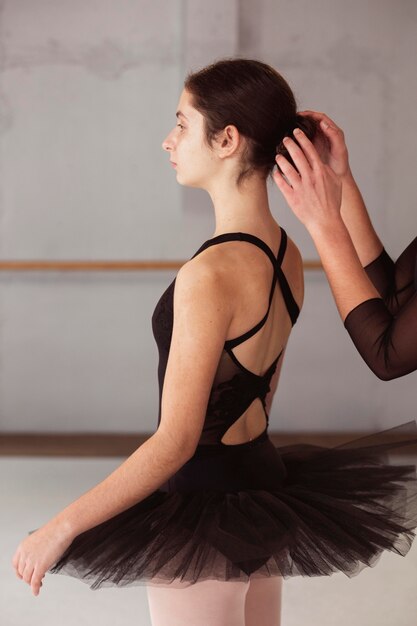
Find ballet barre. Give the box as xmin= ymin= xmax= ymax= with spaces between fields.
xmin=0 ymin=259 xmax=322 ymax=271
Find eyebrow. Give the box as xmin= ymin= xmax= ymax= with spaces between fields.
xmin=176 ymin=111 xmax=188 ymax=120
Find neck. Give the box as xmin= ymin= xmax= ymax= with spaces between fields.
xmin=205 ymin=172 xmax=277 ymax=237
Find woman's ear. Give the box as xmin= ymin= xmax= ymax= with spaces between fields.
xmin=214 ymin=125 xmax=241 ymax=159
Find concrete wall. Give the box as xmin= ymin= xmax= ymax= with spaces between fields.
xmin=0 ymin=0 xmax=415 ymax=434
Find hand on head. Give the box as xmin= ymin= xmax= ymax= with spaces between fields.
xmin=273 ymin=124 xmax=343 ymax=231
xmin=296 ymin=111 xmax=351 ymax=179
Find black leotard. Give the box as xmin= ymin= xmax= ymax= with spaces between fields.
xmin=152 ymin=228 xmax=299 ymax=447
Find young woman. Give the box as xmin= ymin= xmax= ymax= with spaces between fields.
xmin=12 ymin=59 xmax=417 ymax=626
xmin=273 ymin=111 xmax=417 ymax=380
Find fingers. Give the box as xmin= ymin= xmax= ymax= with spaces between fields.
xmin=289 ymin=129 xmax=321 ymax=170
xmin=275 ymin=152 xmax=301 ymax=188
xmin=13 ymin=553 xmax=23 ymax=579
xmin=298 ymin=109 xmax=340 ymax=131
xmin=31 ymin=568 xmax=44 ymax=596
xmin=22 ymin=560 xmax=35 ymax=584
xmin=278 ymin=131 xmax=318 ymax=180
xmin=318 ymin=120 xmax=344 ymax=143
xmin=12 ymin=549 xmax=43 ymax=595
xmin=272 ymin=160 xmax=295 ymax=204
xmin=301 ymin=110 xmax=345 ymax=144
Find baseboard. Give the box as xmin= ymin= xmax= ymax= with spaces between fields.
xmin=0 ymin=430 xmax=414 ymax=457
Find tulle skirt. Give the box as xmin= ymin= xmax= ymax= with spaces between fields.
xmin=42 ymin=420 xmax=417 ymax=590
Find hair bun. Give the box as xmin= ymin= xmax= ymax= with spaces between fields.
xmin=275 ymin=112 xmax=318 ymax=169
xmin=294 ymin=113 xmax=317 ymax=142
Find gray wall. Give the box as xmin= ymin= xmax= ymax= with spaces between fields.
xmin=0 ymin=0 xmax=415 ymax=435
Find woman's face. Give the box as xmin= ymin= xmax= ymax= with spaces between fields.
xmin=162 ymin=89 xmax=219 ymax=189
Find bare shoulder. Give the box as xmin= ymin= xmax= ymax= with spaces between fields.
xmin=177 ymin=249 xmax=230 ymax=291
xmin=174 ymin=250 xmax=234 ymax=327
xmin=178 ymin=233 xmax=304 ymax=309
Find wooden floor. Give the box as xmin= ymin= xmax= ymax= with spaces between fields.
xmin=0 ymin=430 xmax=414 ymax=456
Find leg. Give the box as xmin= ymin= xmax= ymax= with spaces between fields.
xmin=146 ymin=578 xmax=250 ymax=626
xmin=244 ymin=575 xmax=283 ymax=626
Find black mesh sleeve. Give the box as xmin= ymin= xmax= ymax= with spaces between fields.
xmin=364 ymin=238 xmax=417 ymax=313
xmin=343 ymin=238 xmax=417 ymax=381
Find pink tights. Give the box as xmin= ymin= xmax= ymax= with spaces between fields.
xmin=146 ymin=575 xmax=283 ymax=626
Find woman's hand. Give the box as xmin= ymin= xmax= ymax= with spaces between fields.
xmin=273 ymin=127 xmax=382 ymax=322
xmin=273 ymin=127 xmax=342 ymax=231
xmin=298 ymin=110 xmax=351 ymax=180
xmin=11 ymin=521 xmax=74 ymax=596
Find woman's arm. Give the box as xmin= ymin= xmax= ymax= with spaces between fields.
xmin=344 ymin=291 xmax=417 ymax=380
xmin=299 ymin=111 xmax=416 ymax=317
xmin=49 ymin=431 xmax=193 ymax=539
xmin=274 ymin=129 xmax=380 ymax=320
xmin=363 ymin=237 xmax=417 ymax=314
xmin=11 ymin=430 xmax=194 ymax=596
xmin=12 ymin=259 xmax=234 ymax=595
xmin=273 ymin=128 xmax=417 ymax=380
xmin=299 ymin=111 xmax=384 ymax=266
xmin=310 ymin=218 xmax=417 ymax=379
xmin=339 ymin=172 xmax=384 ymax=265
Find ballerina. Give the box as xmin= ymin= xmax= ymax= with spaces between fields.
xmin=12 ymin=58 xmax=417 ymax=626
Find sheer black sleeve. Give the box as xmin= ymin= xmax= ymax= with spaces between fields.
xmin=343 ymin=238 xmax=417 ymax=380
xmin=364 ymin=238 xmax=417 ymax=314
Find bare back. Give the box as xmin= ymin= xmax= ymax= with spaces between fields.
xmin=187 ymin=225 xmax=304 ymax=446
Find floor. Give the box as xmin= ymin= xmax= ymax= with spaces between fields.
xmin=1 ymin=456 xmax=416 ymax=626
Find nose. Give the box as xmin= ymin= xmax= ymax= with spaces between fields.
xmin=162 ymin=130 xmax=174 ymax=152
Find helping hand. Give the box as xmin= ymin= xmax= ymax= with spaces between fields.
xmin=11 ymin=521 xmax=74 ymax=596
xmin=273 ymin=127 xmax=342 ymax=231
xmin=297 ymin=110 xmax=350 ymax=179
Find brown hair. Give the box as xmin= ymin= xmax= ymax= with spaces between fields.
xmin=184 ymin=57 xmax=317 ymax=187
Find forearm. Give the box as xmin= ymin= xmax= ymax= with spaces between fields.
xmin=308 ymin=215 xmax=417 ymax=380
xmin=48 ymin=431 xmax=192 ymax=540
xmin=339 ymin=170 xmax=383 ymax=266
xmin=309 ymin=216 xmax=381 ymax=321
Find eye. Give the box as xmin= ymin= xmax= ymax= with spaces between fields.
xmin=176 ymin=123 xmax=185 ymax=130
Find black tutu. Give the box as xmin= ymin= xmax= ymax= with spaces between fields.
xmin=40 ymin=420 xmax=417 ymax=590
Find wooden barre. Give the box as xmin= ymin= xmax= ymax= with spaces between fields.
xmin=0 ymin=259 xmax=323 ymax=271
xmin=0 ymin=431 xmax=411 ymax=457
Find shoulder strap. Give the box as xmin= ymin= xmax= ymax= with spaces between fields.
xmin=192 ymin=231 xmax=277 ymax=267
xmin=276 ymin=227 xmax=287 ymax=266
xmin=275 ymin=265 xmax=300 ymax=325
xmin=274 ymin=228 xmax=300 ymax=325
xmin=191 ymin=228 xmax=300 ymax=344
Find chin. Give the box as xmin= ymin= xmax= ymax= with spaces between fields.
xmin=176 ymin=173 xmax=205 ymax=189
